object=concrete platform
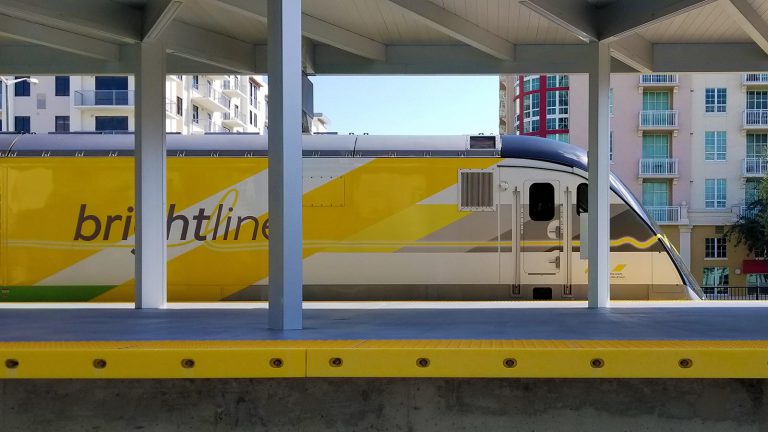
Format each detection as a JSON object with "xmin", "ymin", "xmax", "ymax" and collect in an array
[{"xmin": 1, "ymin": 302, "xmax": 767, "ymax": 379}]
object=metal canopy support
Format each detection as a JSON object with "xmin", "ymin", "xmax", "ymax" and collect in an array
[
  {"xmin": 267, "ymin": 0, "xmax": 303, "ymax": 330},
  {"xmin": 134, "ymin": 41, "xmax": 167, "ymax": 309},
  {"xmin": 587, "ymin": 41, "xmax": 611, "ymax": 309}
]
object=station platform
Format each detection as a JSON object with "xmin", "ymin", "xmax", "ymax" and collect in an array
[{"xmin": 1, "ymin": 301, "xmax": 767, "ymax": 379}]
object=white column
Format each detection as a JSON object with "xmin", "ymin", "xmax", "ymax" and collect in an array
[
  {"xmin": 267, "ymin": 0, "xmax": 303, "ymax": 330},
  {"xmin": 587, "ymin": 41, "xmax": 611, "ymax": 308},
  {"xmin": 134, "ymin": 41, "xmax": 167, "ymax": 308},
  {"xmin": 679, "ymin": 226, "xmax": 692, "ymax": 270}
]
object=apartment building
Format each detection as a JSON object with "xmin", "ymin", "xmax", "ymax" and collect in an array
[
  {"xmin": 0, "ymin": 75, "xmax": 268, "ymax": 135},
  {"xmin": 500, "ymin": 73, "xmax": 768, "ymax": 289}
]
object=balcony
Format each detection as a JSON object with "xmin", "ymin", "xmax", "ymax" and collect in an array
[
  {"xmin": 222, "ymin": 77, "xmax": 247, "ymax": 97},
  {"xmin": 222, "ymin": 110, "xmax": 247, "ymax": 128},
  {"xmin": 191, "ymin": 119, "xmax": 227, "ymax": 134},
  {"xmin": 165, "ymin": 99, "xmax": 179, "ymax": 119},
  {"xmin": 743, "ymin": 158, "xmax": 768, "ymax": 177},
  {"xmin": 639, "ymin": 110, "xmax": 678, "ymax": 131},
  {"xmin": 73, "ymin": 90, "xmax": 134, "ymax": 108},
  {"xmin": 191, "ymin": 82, "xmax": 230, "ymax": 112},
  {"xmin": 645, "ymin": 206, "xmax": 682, "ymax": 224},
  {"xmin": 638, "ymin": 158, "xmax": 679, "ymax": 178},
  {"xmin": 740, "ymin": 205, "xmax": 760, "ymax": 219},
  {"xmin": 743, "ymin": 73, "xmax": 768, "ymax": 86},
  {"xmin": 639, "ymin": 74, "xmax": 679, "ymax": 86},
  {"xmin": 743, "ymin": 110, "xmax": 768, "ymax": 129}
]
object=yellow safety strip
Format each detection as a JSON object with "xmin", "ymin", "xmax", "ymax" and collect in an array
[{"xmin": 2, "ymin": 340, "xmax": 768, "ymax": 379}]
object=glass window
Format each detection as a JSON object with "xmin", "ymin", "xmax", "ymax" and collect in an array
[
  {"xmin": 747, "ymin": 91, "xmax": 768, "ymax": 110},
  {"xmin": 705, "ymin": 237, "xmax": 727, "ymax": 258},
  {"xmin": 642, "ymin": 133, "xmax": 670, "ymax": 159},
  {"xmin": 704, "ymin": 131, "xmax": 726, "ymax": 161},
  {"xmin": 704, "ymin": 178, "xmax": 727, "ymax": 209},
  {"xmin": 192, "ymin": 105, "xmax": 199, "ymax": 123},
  {"xmin": 642, "ymin": 91, "xmax": 670, "ymax": 111},
  {"xmin": 14, "ymin": 116, "xmax": 30, "ymax": 133},
  {"xmin": 55, "ymin": 76, "xmax": 70, "ymax": 96},
  {"xmin": 747, "ymin": 134, "xmax": 768, "ymax": 158},
  {"xmin": 176, "ymin": 96, "xmax": 183, "ymax": 116},
  {"xmin": 610, "ymin": 131, "xmax": 614, "ymax": 162},
  {"xmin": 576, "ymin": 183, "xmax": 588, "ymax": 215},
  {"xmin": 55, "ymin": 116, "xmax": 70, "ymax": 132},
  {"xmin": 747, "ymin": 274, "xmax": 768, "ymax": 287},
  {"xmin": 642, "ymin": 181, "xmax": 669, "ymax": 207},
  {"xmin": 529, "ymin": 183, "xmax": 555, "ymax": 221},
  {"xmin": 746, "ymin": 179, "xmax": 761, "ymax": 205},
  {"xmin": 95, "ymin": 116, "xmax": 128, "ymax": 131},
  {"xmin": 14, "ymin": 76, "xmax": 30, "ymax": 97},
  {"xmin": 703, "ymin": 267, "xmax": 729, "ymax": 286},
  {"xmin": 705, "ymin": 88, "xmax": 727, "ymax": 113},
  {"xmin": 192, "ymin": 75, "xmax": 199, "ymax": 90}
]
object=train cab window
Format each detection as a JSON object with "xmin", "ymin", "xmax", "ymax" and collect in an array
[
  {"xmin": 529, "ymin": 183, "xmax": 555, "ymax": 221},
  {"xmin": 577, "ymin": 183, "xmax": 588, "ymax": 215}
]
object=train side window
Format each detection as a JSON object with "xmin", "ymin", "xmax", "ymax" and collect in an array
[
  {"xmin": 577, "ymin": 183, "xmax": 588, "ymax": 215},
  {"xmin": 529, "ymin": 183, "xmax": 555, "ymax": 221}
]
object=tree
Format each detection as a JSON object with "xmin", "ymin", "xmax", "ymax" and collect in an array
[{"xmin": 726, "ymin": 176, "xmax": 768, "ymax": 256}]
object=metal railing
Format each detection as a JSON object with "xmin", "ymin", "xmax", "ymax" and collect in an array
[
  {"xmin": 645, "ymin": 206, "xmax": 681, "ymax": 223},
  {"xmin": 74, "ymin": 90, "xmax": 135, "ymax": 106},
  {"xmin": 740, "ymin": 205, "xmax": 760, "ymax": 219},
  {"xmin": 222, "ymin": 77, "xmax": 244, "ymax": 94},
  {"xmin": 743, "ymin": 157, "xmax": 768, "ymax": 176},
  {"xmin": 192, "ymin": 82, "xmax": 230, "ymax": 108},
  {"xmin": 639, "ymin": 110, "xmax": 678, "ymax": 128},
  {"xmin": 193, "ymin": 119, "xmax": 226, "ymax": 133},
  {"xmin": 743, "ymin": 109, "xmax": 768, "ymax": 128},
  {"xmin": 639, "ymin": 74, "xmax": 679, "ymax": 85},
  {"xmin": 639, "ymin": 158, "xmax": 678, "ymax": 176},
  {"xmin": 223, "ymin": 111, "xmax": 247, "ymax": 124},
  {"xmin": 702, "ymin": 286, "xmax": 768, "ymax": 300},
  {"xmin": 743, "ymin": 73, "xmax": 768, "ymax": 85}
]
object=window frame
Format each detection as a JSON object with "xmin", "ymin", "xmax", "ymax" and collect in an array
[{"xmin": 705, "ymin": 87, "xmax": 727, "ymax": 113}]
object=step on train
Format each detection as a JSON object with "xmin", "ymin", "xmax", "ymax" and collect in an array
[{"xmin": 0, "ymin": 133, "xmax": 703, "ymax": 302}]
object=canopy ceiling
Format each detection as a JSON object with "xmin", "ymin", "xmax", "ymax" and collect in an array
[{"xmin": 0, "ymin": 0, "xmax": 767, "ymax": 74}]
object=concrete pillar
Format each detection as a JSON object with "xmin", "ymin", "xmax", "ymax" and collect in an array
[
  {"xmin": 267, "ymin": 0, "xmax": 303, "ymax": 330},
  {"xmin": 679, "ymin": 226, "xmax": 692, "ymax": 270},
  {"xmin": 134, "ymin": 41, "xmax": 167, "ymax": 308},
  {"xmin": 587, "ymin": 41, "xmax": 611, "ymax": 308}
]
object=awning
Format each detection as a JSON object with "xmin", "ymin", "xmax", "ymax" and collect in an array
[{"xmin": 742, "ymin": 260, "xmax": 768, "ymax": 274}]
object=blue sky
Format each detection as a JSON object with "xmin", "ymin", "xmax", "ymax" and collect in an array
[{"xmin": 310, "ymin": 76, "xmax": 499, "ymax": 135}]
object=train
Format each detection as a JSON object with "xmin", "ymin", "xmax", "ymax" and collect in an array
[{"xmin": 0, "ymin": 133, "xmax": 703, "ymax": 302}]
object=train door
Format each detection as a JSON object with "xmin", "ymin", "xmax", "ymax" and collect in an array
[{"xmin": 499, "ymin": 168, "xmax": 565, "ymax": 299}]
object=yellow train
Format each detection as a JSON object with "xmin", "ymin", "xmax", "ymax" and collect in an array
[{"xmin": 0, "ymin": 133, "xmax": 702, "ymax": 302}]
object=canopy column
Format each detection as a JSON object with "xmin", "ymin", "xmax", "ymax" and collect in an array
[
  {"xmin": 134, "ymin": 41, "xmax": 167, "ymax": 308},
  {"xmin": 267, "ymin": 0, "xmax": 303, "ymax": 329},
  {"xmin": 587, "ymin": 41, "xmax": 611, "ymax": 308}
]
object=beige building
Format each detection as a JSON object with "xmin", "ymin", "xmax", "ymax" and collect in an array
[
  {"xmin": 1, "ymin": 75, "xmax": 268, "ymax": 135},
  {"xmin": 501, "ymin": 73, "xmax": 768, "ymax": 290}
]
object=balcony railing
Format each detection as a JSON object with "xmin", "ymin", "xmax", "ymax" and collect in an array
[
  {"xmin": 639, "ymin": 74, "xmax": 679, "ymax": 85},
  {"xmin": 223, "ymin": 111, "xmax": 247, "ymax": 125},
  {"xmin": 740, "ymin": 205, "xmax": 761, "ymax": 219},
  {"xmin": 743, "ymin": 109, "xmax": 768, "ymax": 128},
  {"xmin": 74, "ymin": 90, "xmax": 135, "ymax": 107},
  {"xmin": 639, "ymin": 158, "xmax": 679, "ymax": 177},
  {"xmin": 639, "ymin": 110, "xmax": 678, "ymax": 129},
  {"xmin": 744, "ymin": 73, "xmax": 768, "ymax": 85},
  {"xmin": 645, "ymin": 206, "xmax": 681, "ymax": 224},
  {"xmin": 191, "ymin": 83, "xmax": 230, "ymax": 111},
  {"xmin": 222, "ymin": 77, "xmax": 246, "ymax": 95},
  {"xmin": 193, "ymin": 119, "xmax": 227, "ymax": 133},
  {"xmin": 743, "ymin": 158, "xmax": 768, "ymax": 176}
]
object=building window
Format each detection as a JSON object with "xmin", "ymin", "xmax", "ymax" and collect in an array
[
  {"xmin": 522, "ymin": 93, "xmax": 539, "ymax": 133},
  {"xmin": 249, "ymin": 81, "xmax": 258, "ymax": 107},
  {"xmin": 522, "ymin": 76, "xmax": 539, "ymax": 92},
  {"xmin": 705, "ymin": 87, "xmax": 726, "ymax": 113},
  {"xmin": 747, "ymin": 133, "xmax": 768, "ymax": 158},
  {"xmin": 546, "ymin": 75, "xmax": 568, "ymax": 88},
  {"xmin": 642, "ymin": 180, "xmax": 669, "ymax": 207},
  {"xmin": 747, "ymin": 91, "xmax": 768, "ymax": 110},
  {"xmin": 642, "ymin": 133, "xmax": 670, "ymax": 159},
  {"xmin": 95, "ymin": 116, "xmax": 128, "ymax": 132},
  {"xmin": 546, "ymin": 133, "xmax": 569, "ymax": 143},
  {"xmin": 704, "ymin": 178, "xmax": 727, "ymax": 209},
  {"xmin": 746, "ymin": 179, "xmax": 761, "ymax": 205},
  {"xmin": 55, "ymin": 116, "xmax": 70, "ymax": 132},
  {"xmin": 704, "ymin": 131, "xmax": 726, "ymax": 161},
  {"xmin": 192, "ymin": 105, "xmax": 199, "ymax": 124},
  {"xmin": 610, "ymin": 131, "xmax": 614, "ymax": 162},
  {"xmin": 703, "ymin": 267, "xmax": 729, "ymax": 286},
  {"xmin": 705, "ymin": 237, "xmax": 727, "ymax": 259},
  {"xmin": 747, "ymin": 274, "xmax": 768, "ymax": 287},
  {"xmin": 14, "ymin": 116, "xmax": 30, "ymax": 133},
  {"xmin": 192, "ymin": 75, "xmax": 199, "ymax": 90},
  {"xmin": 176, "ymin": 96, "xmax": 183, "ymax": 116},
  {"xmin": 14, "ymin": 76, "xmax": 30, "ymax": 97},
  {"xmin": 55, "ymin": 76, "xmax": 70, "ymax": 96},
  {"xmin": 642, "ymin": 91, "xmax": 670, "ymax": 111},
  {"xmin": 94, "ymin": 76, "xmax": 128, "ymax": 105}
]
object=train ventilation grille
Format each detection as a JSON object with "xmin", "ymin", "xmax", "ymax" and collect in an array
[{"xmin": 459, "ymin": 170, "xmax": 495, "ymax": 211}]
